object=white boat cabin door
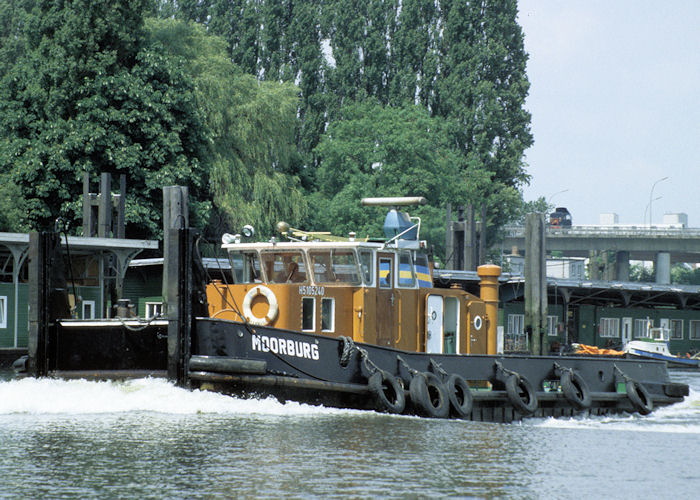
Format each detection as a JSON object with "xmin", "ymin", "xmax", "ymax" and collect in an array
[
  {"xmin": 426, "ymin": 294, "xmax": 444, "ymax": 353},
  {"xmin": 622, "ymin": 317, "xmax": 632, "ymax": 347}
]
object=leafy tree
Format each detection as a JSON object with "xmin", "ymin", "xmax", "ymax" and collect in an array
[
  {"xmin": 511, "ymin": 196, "xmax": 550, "ymax": 225},
  {"xmin": 671, "ymin": 264, "xmax": 700, "ymax": 285},
  {"xmin": 174, "ymin": 0, "xmax": 533, "ymax": 241},
  {"xmin": 146, "ymin": 18, "xmax": 307, "ymax": 238},
  {"xmin": 0, "ymin": 0, "xmax": 208, "ymax": 238},
  {"xmin": 0, "ymin": 0, "xmax": 30, "ymax": 79},
  {"xmin": 388, "ymin": 0, "xmax": 439, "ymax": 107},
  {"xmin": 630, "ymin": 262, "xmax": 700, "ymax": 285},
  {"xmin": 630, "ymin": 263, "xmax": 655, "ymax": 283},
  {"xmin": 311, "ymin": 99, "xmax": 469, "ymax": 258},
  {"xmin": 434, "ymin": 0, "xmax": 532, "ymax": 238}
]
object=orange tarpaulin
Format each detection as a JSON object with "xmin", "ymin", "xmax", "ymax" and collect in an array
[{"xmin": 572, "ymin": 343, "xmax": 624, "ymax": 356}]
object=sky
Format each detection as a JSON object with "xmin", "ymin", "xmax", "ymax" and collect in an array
[{"xmin": 516, "ymin": 1, "xmax": 700, "ymax": 226}]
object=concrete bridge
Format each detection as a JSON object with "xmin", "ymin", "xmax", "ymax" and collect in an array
[{"xmin": 502, "ymin": 225, "xmax": 700, "ymax": 284}]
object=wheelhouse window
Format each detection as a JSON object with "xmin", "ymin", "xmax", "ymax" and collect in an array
[
  {"xmin": 302, "ymin": 297, "xmax": 315, "ymax": 331},
  {"xmin": 230, "ymin": 251, "xmax": 263, "ymax": 284},
  {"xmin": 309, "ymin": 250, "xmax": 361, "ymax": 284},
  {"xmin": 260, "ymin": 251, "xmax": 307, "ymax": 283},
  {"xmin": 398, "ymin": 251, "xmax": 416, "ymax": 288},
  {"xmin": 378, "ymin": 257, "xmax": 393, "ymax": 288},
  {"xmin": 547, "ymin": 315, "xmax": 559, "ymax": 336},
  {"xmin": 359, "ymin": 249, "xmax": 374, "ymax": 285},
  {"xmin": 414, "ymin": 252, "xmax": 432, "ymax": 287},
  {"xmin": 321, "ymin": 297, "xmax": 335, "ymax": 332}
]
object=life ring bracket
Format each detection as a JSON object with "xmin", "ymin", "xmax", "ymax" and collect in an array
[{"xmin": 242, "ymin": 285, "xmax": 279, "ymax": 326}]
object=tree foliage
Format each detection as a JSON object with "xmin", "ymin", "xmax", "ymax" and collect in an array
[
  {"xmin": 0, "ymin": 0, "xmax": 208, "ymax": 237},
  {"xmin": 0, "ymin": 0, "xmax": 534, "ymax": 245},
  {"xmin": 312, "ymin": 100, "xmax": 470, "ymax": 256},
  {"xmin": 146, "ymin": 18, "xmax": 307, "ymax": 238},
  {"xmin": 671, "ymin": 264, "xmax": 700, "ymax": 285},
  {"xmin": 0, "ymin": 2, "xmax": 307, "ymax": 239},
  {"xmin": 169, "ymin": 0, "xmax": 533, "ymax": 237}
]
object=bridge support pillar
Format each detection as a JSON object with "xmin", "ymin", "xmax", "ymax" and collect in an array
[
  {"xmin": 655, "ymin": 252, "xmax": 671, "ymax": 284},
  {"xmin": 615, "ymin": 251, "xmax": 630, "ymax": 281}
]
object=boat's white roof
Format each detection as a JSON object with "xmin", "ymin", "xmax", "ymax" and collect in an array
[{"xmin": 222, "ymin": 240, "xmax": 387, "ymax": 252}]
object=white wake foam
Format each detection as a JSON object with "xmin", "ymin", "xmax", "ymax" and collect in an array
[
  {"xmin": 530, "ymin": 387, "xmax": 700, "ymax": 433},
  {"xmin": 0, "ymin": 377, "xmax": 350, "ymax": 416}
]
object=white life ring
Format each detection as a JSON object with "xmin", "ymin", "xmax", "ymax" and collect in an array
[{"xmin": 242, "ymin": 285, "xmax": 279, "ymax": 326}]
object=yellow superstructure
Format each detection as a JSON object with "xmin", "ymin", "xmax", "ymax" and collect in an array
[{"xmin": 206, "ymin": 239, "xmax": 499, "ymax": 355}]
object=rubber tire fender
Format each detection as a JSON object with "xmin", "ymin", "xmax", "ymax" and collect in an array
[
  {"xmin": 505, "ymin": 374, "xmax": 538, "ymax": 416},
  {"xmin": 446, "ymin": 373, "xmax": 473, "ymax": 418},
  {"xmin": 368, "ymin": 370, "xmax": 405, "ymax": 414},
  {"xmin": 560, "ymin": 370, "xmax": 592, "ymax": 410},
  {"xmin": 409, "ymin": 372, "xmax": 450, "ymax": 418},
  {"xmin": 626, "ymin": 379, "xmax": 654, "ymax": 415}
]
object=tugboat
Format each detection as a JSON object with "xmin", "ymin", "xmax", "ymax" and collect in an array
[
  {"xmin": 189, "ymin": 197, "xmax": 688, "ymax": 420},
  {"xmin": 19, "ymin": 195, "xmax": 689, "ymax": 422}
]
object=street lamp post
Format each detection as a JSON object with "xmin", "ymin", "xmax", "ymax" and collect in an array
[
  {"xmin": 648, "ymin": 176, "xmax": 668, "ymax": 226},
  {"xmin": 644, "ymin": 196, "xmax": 662, "ymax": 227},
  {"xmin": 548, "ymin": 189, "xmax": 569, "ymax": 207}
]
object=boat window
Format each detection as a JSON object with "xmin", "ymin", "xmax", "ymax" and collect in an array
[
  {"xmin": 321, "ymin": 297, "xmax": 335, "ymax": 332},
  {"xmin": 379, "ymin": 257, "xmax": 393, "ymax": 288},
  {"xmin": 302, "ymin": 297, "xmax": 315, "ymax": 331},
  {"xmin": 359, "ymin": 249, "xmax": 373, "ymax": 285},
  {"xmin": 444, "ymin": 296, "xmax": 459, "ymax": 353},
  {"xmin": 414, "ymin": 252, "xmax": 432, "ymax": 287},
  {"xmin": 309, "ymin": 250, "xmax": 361, "ymax": 284},
  {"xmin": 229, "ymin": 251, "xmax": 263, "ymax": 284},
  {"xmin": 260, "ymin": 251, "xmax": 308, "ymax": 283},
  {"xmin": 309, "ymin": 251, "xmax": 334, "ymax": 283},
  {"xmin": 398, "ymin": 251, "xmax": 416, "ymax": 288}
]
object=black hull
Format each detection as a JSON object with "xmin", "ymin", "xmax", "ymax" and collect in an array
[{"xmin": 190, "ymin": 318, "xmax": 688, "ymax": 422}]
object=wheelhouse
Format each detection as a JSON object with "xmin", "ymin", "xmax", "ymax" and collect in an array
[
  {"xmin": 224, "ymin": 241, "xmax": 427, "ymax": 290},
  {"xmin": 205, "ymin": 197, "xmax": 493, "ymax": 355}
]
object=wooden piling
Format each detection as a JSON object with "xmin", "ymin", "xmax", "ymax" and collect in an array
[
  {"xmin": 524, "ymin": 213, "xmax": 548, "ymax": 354},
  {"xmin": 166, "ymin": 227, "xmax": 194, "ymax": 385}
]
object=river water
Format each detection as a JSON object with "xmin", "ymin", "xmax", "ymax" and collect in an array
[{"xmin": 1, "ymin": 370, "xmax": 698, "ymax": 499}]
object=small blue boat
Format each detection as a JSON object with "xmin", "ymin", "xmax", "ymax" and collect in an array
[{"xmin": 624, "ymin": 328, "xmax": 700, "ymax": 369}]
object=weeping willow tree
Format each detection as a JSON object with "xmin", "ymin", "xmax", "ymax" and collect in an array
[{"xmin": 147, "ymin": 18, "xmax": 307, "ymax": 237}]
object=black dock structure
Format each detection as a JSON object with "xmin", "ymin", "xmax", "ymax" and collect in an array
[{"xmin": 25, "ymin": 231, "xmax": 168, "ymax": 379}]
